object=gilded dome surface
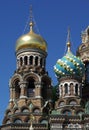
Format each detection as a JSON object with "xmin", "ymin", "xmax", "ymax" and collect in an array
[
  {"xmin": 16, "ymin": 22, "xmax": 47, "ymax": 52},
  {"xmin": 54, "ymin": 42, "xmax": 85, "ymax": 78}
]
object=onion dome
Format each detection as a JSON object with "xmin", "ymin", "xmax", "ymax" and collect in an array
[
  {"xmin": 54, "ymin": 37, "xmax": 85, "ymax": 78},
  {"xmin": 16, "ymin": 12, "xmax": 47, "ymax": 52}
]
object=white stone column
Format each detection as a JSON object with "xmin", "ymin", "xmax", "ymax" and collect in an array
[
  {"xmin": 78, "ymin": 85, "xmax": 80, "ymax": 96},
  {"xmin": 19, "ymin": 81, "xmax": 28, "ymax": 99},
  {"xmin": 63, "ymin": 86, "xmax": 64, "ymax": 96},
  {"xmin": 35, "ymin": 81, "xmax": 42, "ymax": 98},
  {"xmin": 17, "ymin": 59, "xmax": 19, "ymax": 69},
  {"xmin": 33, "ymin": 56, "xmax": 35, "ymax": 65},
  {"xmin": 22, "ymin": 56, "xmax": 25, "ymax": 66},
  {"xmin": 74, "ymin": 86, "xmax": 75, "ymax": 95},
  {"xmin": 68, "ymin": 84, "xmax": 70, "ymax": 95},
  {"xmin": 38, "ymin": 57, "xmax": 40, "ymax": 66}
]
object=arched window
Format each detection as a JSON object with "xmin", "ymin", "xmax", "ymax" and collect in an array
[
  {"xmin": 14, "ymin": 119, "xmax": 22, "ymax": 123},
  {"xmin": 30, "ymin": 56, "xmax": 33, "ymax": 65},
  {"xmin": 24, "ymin": 56, "xmax": 28, "ymax": 65},
  {"xmin": 20, "ymin": 57, "xmax": 23, "ymax": 66},
  {"xmin": 14, "ymin": 80, "xmax": 20, "ymax": 99},
  {"xmin": 14, "ymin": 109, "xmax": 19, "ymax": 114},
  {"xmin": 64, "ymin": 84, "xmax": 68, "ymax": 94},
  {"xmin": 22, "ymin": 108, "xmax": 29, "ymax": 113},
  {"xmin": 59, "ymin": 101, "xmax": 65, "ymax": 107},
  {"xmin": 6, "ymin": 111, "xmax": 11, "ymax": 116},
  {"xmin": 69, "ymin": 100, "xmax": 77, "ymax": 105},
  {"xmin": 68, "ymin": 124, "xmax": 73, "ymax": 128},
  {"xmin": 81, "ymin": 45, "xmax": 86, "ymax": 49},
  {"xmin": 6, "ymin": 119, "xmax": 11, "ymax": 124},
  {"xmin": 75, "ymin": 84, "xmax": 78, "ymax": 95},
  {"xmin": 33, "ymin": 108, "xmax": 40, "ymax": 113},
  {"xmin": 35, "ymin": 56, "xmax": 38, "ymax": 66},
  {"xmin": 40, "ymin": 120, "xmax": 48, "ymax": 124},
  {"xmin": 27, "ymin": 78, "xmax": 35, "ymax": 97}
]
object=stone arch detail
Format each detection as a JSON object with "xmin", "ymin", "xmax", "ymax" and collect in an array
[
  {"xmin": 13, "ymin": 107, "xmax": 20, "ymax": 114},
  {"xmin": 9, "ymin": 74, "xmax": 23, "ymax": 88},
  {"xmin": 23, "ymin": 72, "xmax": 40, "ymax": 82},
  {"xmin": 67, "ymin": 98, "xmax": 78, "ymax": 105},
  {"xmin": 20, "ymin": 106, "xmax": 29, "ymax": 113},
  {"xmin": 38, "ymin": 117, "xmax": 48, "ymax": 124},
  {"xmin": 58, "ymin": 99, "xmax": 66, "ymax": 107},
  {"xmin": 32, "ymin": 107, "xmax": 41, "ymax": 114}
]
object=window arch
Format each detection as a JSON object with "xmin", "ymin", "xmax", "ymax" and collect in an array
[
  {"xmin": 64, "ymin": 83, "xmax": 68, "ymax": 94},
  {"xmin": 6, "ymin": 119, "xmax": 11, "ymax": 124},
  {"xmin": 33, "ymin": 108, "xmax": 40, "ymax": 113},
  {"xmin": 6, "ymin": 111, "xmax": 11, "ymax": 116},
  {"xmin": 20, "ymin": 57, "xmax": 23, "ymax": 66},
  {"xmin": 81, "ymin": 45, "xmax": 86, "ymax": 49},
  {"xmin": 30, "ymin": 56, "xmax": 33, "ymax": 65},
  {"xmin": 68, "ymin": 124, "xmax": 73, "ymax": 128},
  {"xmin": 69, "ymin": 100, "xmax": 77, "ymax": 105},
  {"xmin": 59, "ymin": 101, "xmax": 65, "ymax": 107},
  {"xmin": 40, "ymin": 119, "xmax": 48, "ymax": 124},
  {"xmin": 27, "ymin": 77, "xmax": 35, "ymax": 97},
  {"xmin": 14, "ymin": 119, "xmax": 22, "ymax": 123},
  {"xmin": 22, "ymin": 108, "xmax": 29, "ymax": 113},
  {"xmin": 14, "ymin": 80, "xmax": 20, "ymax": 99},
  {"xmin": 14, "ymin": 109, "xmax": 19, "ymax": 114},
  {"xmin": 24, "ymin": 56, "xmax": 28, "ymax": 65},
  {"xmin": 75, "ymin": 84, "xmax": 78, "ymax": 95},
  {"xmin": 35, "ymin": 56, "xmax": 38, "ymax": 66}
]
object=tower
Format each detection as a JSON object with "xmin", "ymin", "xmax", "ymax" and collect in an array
[
  {"xmin": 2, "ymin": 8, "xmax": 52, "ymax": 130},
  {"xmin": 50, "ymin": 31, "xmax": 85, "ymax": 129},
  {"xmin": 77, "ymin": 26, "xmax": 89, "ymax": 100}
]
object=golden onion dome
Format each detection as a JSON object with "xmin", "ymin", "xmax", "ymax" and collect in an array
[{"xmin": 16, "ymin": 21, "xmax": 47, "ymax": 52}]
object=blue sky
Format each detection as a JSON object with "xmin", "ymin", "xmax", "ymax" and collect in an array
[{"xmin": 0, "ymin": 0, "xmax": 89, "ymax": 124}]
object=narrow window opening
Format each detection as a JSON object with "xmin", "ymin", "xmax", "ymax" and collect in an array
[
  {"xmin": 24, "ymin": 56, "xmax": 28, "ymax": 65},
  {"xmin": 27, "ymin": 78, "xmax": 35, "ymax": 97},
  {"xmin": 30, "ymin": 56, "xmax": 33, "ymax": 65},
  {"xmin": 35, "ymin": 56, "xmax": 38, "ymax": 66}
]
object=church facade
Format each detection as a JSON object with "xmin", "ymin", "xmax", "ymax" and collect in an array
[{"xmin": 0, "ymin": 9, "xmax": 89, "ymax": 130}]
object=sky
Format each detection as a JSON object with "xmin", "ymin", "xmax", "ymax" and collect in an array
[{"xmin": 0, "ymin": 0, "xmax": 89, "ymax": 125}]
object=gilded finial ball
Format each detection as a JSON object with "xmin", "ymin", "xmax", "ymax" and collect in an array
[{"xmin": 67, "ymin": 41, "xmax": 71, "ymax": 47}]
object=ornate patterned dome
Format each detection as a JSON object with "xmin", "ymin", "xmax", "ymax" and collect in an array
[
  {"xmin": 54, "ymin": 41, "xmax": 85, "ymax": 78},
  {"xmin": 16, "ymin": 21, "xmax": 47, "ymax": 52}
]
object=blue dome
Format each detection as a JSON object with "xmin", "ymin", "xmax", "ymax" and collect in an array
[{"xmin": 54, "ymin": 42, "xmax": 85, "ymax": 78}]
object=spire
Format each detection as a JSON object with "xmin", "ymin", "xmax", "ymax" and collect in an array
[
  {"xmin": 29, "ymin": 5, "xmax": 34, "ymax": 32},
  {"xmin": 66, "ymin": 27, "xmax": 71, "ymax": 52}
]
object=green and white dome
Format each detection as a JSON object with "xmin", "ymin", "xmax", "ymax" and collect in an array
[{"xmin": 54, "ymin": 41, "xmax": 85, "ymax": 78}]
